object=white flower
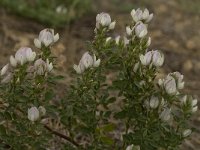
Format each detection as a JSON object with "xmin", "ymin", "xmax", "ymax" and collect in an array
[
  {"xmin": 35, "ymin": 28, "xmax": 59, "ymax": 47},
  {"xmin": 131, "ymin": 8, "xmax": 143, "ymax": 22},
  {"xmin": 152, "ymin": 50, "xmax": 164, "ymax": 67},
  {"xmin": 163, "ymin": 75, "xmax": 177, "ymax": 95},
  {"xmin": 74, "ymin": 52, "xmax": 101, "ymax": 74},
  {"xmin": 38, "ymin": 106, "xmax": 46, "ymax": 116},
  {"xmin": 123, "ymin": 37, "xmax": 130, "ymax": 45},
  {"xmin": 140, "ymin": 51, "xmax": 152, "ymax": 66},
  {"xmin": 56, "ymin": 5, "xmax": 67, "ymax": 14},
  {"xmin": 34, "ymin": 39, "xmax": 42, "ymax": 49},
  {"xmin": 26, "ymin": 48, "xmax": 36, "ymax": 62},
  {"xmin": 146, "ymin": 37, "xmax": 151, "ymax": 46},
  {"xmin": 80, "ymin": 52, "xmax": 94, "ymax": 69},
  {"xmin": 93, "ymin": 55, "xmax": 101, "ymax": 67},
  {"xmin": 109, "ymin": 21, "xmax": 116, "ymax": 30},
  {"xmin": 73, "ymin": 64, "xmax": 85, "ymax": 74},
  {"xmin": 135, "ymin": 22, "xmax": 148, "ymax": 38},
  {"xmin": 131, "ymin": 8, "xmax": 153, "ymax": 23},
  {"xmin": 1, "ymin": 64, "xmax": 9, "ymax": 76},
  {"xmin": 96, "ymin": 12, "xmax": 112, "ymax": 28},
  {"xmin": 160, "ymin": 108, "xmax": 171, "ymax": 122},
  {"xmin": 180, "ymin": 95, "xmax": 187, "ymax": 105},
  {"xmin": 140, "ymin": 50, "xmax": 163, "ymax": 67},
  {"xmin": 126, "ymin": 144, "xmax": 140, "ymax": 150},
  {"xmin": 115, "ymin": 36, "xmax": 121, "ymax": 45},
  {"xmin": 150, "ymin": 96, "xmax": 159, "ymax": 109},
  {"xmin": 15, "ymin": 47, "xmax": 36, "ymax": 65},
  {"xmin": 126, "ymin": 26, "xmax": 133, "ymax": 36},
  {"xmin": 126, "ymin": 144, "xmax": 134, "ymax": 150},
  {"xmin": 142, "ymin": 8, "xmax": 153, "ymax": 22},
  {"xmin": 46, "ymin": 59, "xmax": 53, "ymax": 72},
  {"xmin": 170, "ymin": 72, "xmax": 184, "ymax": 90},
  {"xmin": 192, "ymin": 99, "xmax": 198, "ymax": 107},
  {"xmin": 10, "ymin": 56, "xmax": 17, "ymax": 67},
  {"xmin": 34, "ymin": 59, "xmax": 46, "ymax": 75},
  {"xmin": 182, "ymin": 129, "xmax": 192, "ymax": 137},
  {"xmin": 15, "ymin": 48, "xmax": 28, "ymax": 65},
  {"xmin": 106, "ymin": 37, "xmax": 112, "ymax": 43},
  {"xmin": 192, "ymin": 106, "xmax": 198, "ymax": 113},
  {"xmin": 28, "ymin": 106, "xmax": 40, "ymax": 122}
]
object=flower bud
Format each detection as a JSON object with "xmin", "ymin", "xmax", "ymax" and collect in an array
[
  {"xmin": 93, "ymin": 55, "xmax": 101, "ymax": 67},
  {"xmin": 182, "ymin": 129, "xmax": 192, "ymax": 137},
  {"xmin": 192, "ymin": 99, "xmax": 198, "ymax": 107},
  {"xmin": 160, "ymin": 108, "xmax": 171, "ymax": 122},
  {"xmin": 142, "ymin": 8, "xmax": 153, "ymax": 23},
  {"xmin": 26, "ymin": 48, "xmax": 36, "ymax": 62},
  {"xmin": 126, "ymin": 26, "xmax": 133, "ymax": 36},
  {"xmin": 106, "ymin": 37, "xmax": 112, "ymax": 43},
  {"xmin": 146, "ymin": 37, "xmax": 151, "ymax": 46},
  {"xmin": 123, "ymin": 37, "xmax": 130, "ymax": 46},
  {"xmin": 140, "ymin": 51, "xmax": 152, "ymax": 66},
  {"xmin": 10, "ymin": 56, "xmax": 17, "ymax": 67},
  {"xmin": 109, "ymin": 21, "xmax": 116, "ymax": 30},
  {"xmin": 180, "ymin": 95, "xmax": 187, "ymax": 105},
  {"xmin": 150, "ymin": 96, "xmax": 159, "ymax": 109},
  {"xmin": 170, "ymin": 72, "xmax": 184, "ymax": 90},
  {"xmin": 135, "ymin": 22, "xmax": 148, "ymax": 38},
  {"xmin": 28, "ymin": 106, "xmax": 40, "ymax": 122},
  {"xmin": 73, "ymin": 64, "xmax": 85, "ymax": 74},
  {"xmin": 38, "ymin": 106, "xmax": 46, "ymax": 116},
  {"xmin": 192, "ymin": 106, "xmax": 198, "ymax": 113},
  {"xmin": 163, "ymin": 76, "xmax": 177, "ymax": 95},
  {"xmin": 34, "ymin": 59, "xmax": 46, "ymax": 75},
  {"xmin": 1, "ymin": 64, "xmax": 9, "ymax": 76},
  {"xmin": 152, "ymin": 50, "xmax": 164, "ymax": 67},
  {"xmin": 46, "ymin": 59, "xmax": 53, "ymax": 72},
  {"xmin": 34, "ymin": 39, "xmax": 42, "ymax": 49},
  {"xmin": 115, "ymin": 36, "xmax": 121, "ymax": 45},
  {"xmin": 126, "ymin": 144, "xmax": 134, "ymax": 150}
]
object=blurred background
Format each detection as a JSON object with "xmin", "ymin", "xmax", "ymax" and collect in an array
[{"xmin": 0, "ymin": 0, "xmax": 199, "ymax": 149}]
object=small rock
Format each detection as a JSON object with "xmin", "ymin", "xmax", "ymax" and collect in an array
[
  {"xmin": 169, "ymin": 40, "xmax": 179, "ymax": 49},
  {"xmin": 183, "ymin": 60, "xmax": 193, "ymax": 72},
  {"xmin": 186, "ymin": 40, "xmax": 196, "ymax": 50}
]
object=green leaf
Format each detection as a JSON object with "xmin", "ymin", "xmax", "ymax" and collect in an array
[
  {"xmin": 100, "ymin": 136, "xmax": 114, "ymax": 145},
  {"xmin": 102, "ymin": 123, "xmax": 115, "ymax": 132}
]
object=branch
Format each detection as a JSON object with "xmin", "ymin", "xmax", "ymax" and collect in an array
[{"xmin": 44, "ymin": 125, "xmax": 80, "ymax": 147}]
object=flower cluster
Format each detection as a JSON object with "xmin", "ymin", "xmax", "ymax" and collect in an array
[
  {"xmin": 158, "ymin": 72, "xmax": 185, "ymax": 95},
  {"xmin": 140, "ymin": 50, "xmax": 164, "ymax": 67},
  {"xmin": 34, "ymin": 28, "xmax": 59, "ymax": 48}
]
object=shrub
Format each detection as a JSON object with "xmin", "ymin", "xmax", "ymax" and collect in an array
[{"xmin": 0, "ymin": 8, "xmax": 197, "ymax": 150}]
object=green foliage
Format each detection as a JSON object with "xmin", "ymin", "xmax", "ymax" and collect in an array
[{"xmin": 0, "ymin": 0, "xmax": 91, "ymax": 27}]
